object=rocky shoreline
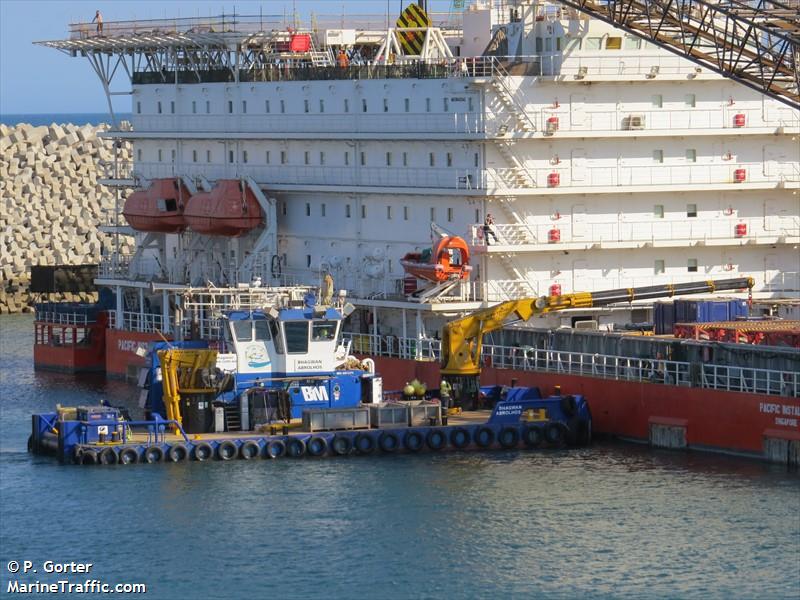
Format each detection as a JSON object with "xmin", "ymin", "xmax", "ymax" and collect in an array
[{"xmin": 0, "ymin": 123, "xmax": 134, "ymax": 314}]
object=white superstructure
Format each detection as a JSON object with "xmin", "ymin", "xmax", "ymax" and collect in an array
[{"xmin": 39, "ymin": 0, "xmax": 799, "ymax": 338}]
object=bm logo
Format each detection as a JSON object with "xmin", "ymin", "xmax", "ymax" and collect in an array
[{"xmin": 301, "ymin": 386, "xmax": 329, "ymax": 402}]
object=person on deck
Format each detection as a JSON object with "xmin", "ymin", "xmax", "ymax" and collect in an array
[
  {"xmin": 337, "ymin": 49, "xmax": 350, "ymax": 68},
  {"xmin": 92, "ymin": 10, "xmax": 103, "ymax": 35},
  {"xmin": 439, "ymin": 379, "xmax": 452, "ymax": 413},
  {"xmin": 483, "ymin": 213, "xmax": 498, "ymax": 245}
]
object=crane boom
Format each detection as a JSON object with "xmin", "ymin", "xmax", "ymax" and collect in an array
[{"xmin": 441, "ymin": 277, "xmax": 754, "ymax": 377}]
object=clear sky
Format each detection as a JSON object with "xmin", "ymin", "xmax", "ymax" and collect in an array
[{"xmin": 0, "ymin": 0, "xmax": 454, "ymax": 115}]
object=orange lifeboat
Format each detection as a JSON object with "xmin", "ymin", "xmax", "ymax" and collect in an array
[
  {"xmin": 400, "ymin": 236, "xmax": 472, "ymax": 283},
  {"xmin": 122, "ymin": 178, "xmax": 190, "ymax": 233},
  {"xmin": 184, "ymin": 180, "xmax": 263, "ymax": 236}
]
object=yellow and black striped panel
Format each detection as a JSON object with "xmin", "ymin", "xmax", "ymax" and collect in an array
[{"xmin": 396, "ymin": 3, "xmax": 431, "ymax": 56}]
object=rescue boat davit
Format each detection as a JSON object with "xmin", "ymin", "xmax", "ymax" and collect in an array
[
  {"xmin": 183, "ymin": 180, "xmax": 263, "ymax": 236},
  {"xmin": 400, "ymin": 236, "xmax": 472, "ymax": 283},
  {"xmin": 122, "ymin": 178, "xmax": 191, "ymax": 233}
]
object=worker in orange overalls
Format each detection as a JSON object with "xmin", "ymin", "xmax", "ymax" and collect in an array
[{"xmin": 337, "ymin": 49, "xmax": 350, "ymax": 68}]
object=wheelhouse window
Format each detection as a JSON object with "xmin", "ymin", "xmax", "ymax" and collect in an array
[
  {"xmin": 254, "ymin": 320, "xmax": 271, "ymax": 340},
  {"xmin": 270, "ymin": 320, "xmax": 284, "ymax": 354},
  {"xmin": 284, "ymin": 322, "xmax": 309, "ymax": 354},
  {"xmin": 312, "ymin": 321, "xmax": 337, "ymax": 342},
  {"xmin": 232, "ymin": 320, "xmax": 252, "ymax": 342}
]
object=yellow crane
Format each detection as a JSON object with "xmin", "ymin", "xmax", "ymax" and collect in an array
[
  {"xmin": 440, "ymin": 277, "xmax": 755, "ymax": 401},
  {"xmin": 158, "ymin": 348, "xmax": 219, "ymax": 427}
]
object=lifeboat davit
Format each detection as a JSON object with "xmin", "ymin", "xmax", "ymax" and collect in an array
[
  {"xmin": 122, "ymin": 178, "xmax": 191, "ymax": 233},
  {"xmin": 400, "ymin": 236, "xmax": 472, "ymax": 283},
  {"xmin": 184, "ymin": 180, "xmax": 263, "ymax": 236}
]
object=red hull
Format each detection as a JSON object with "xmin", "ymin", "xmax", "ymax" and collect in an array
[
  {"xmin": 367, "ymin": 356, "xmax": 800, "ymax": 457},
  {"xmin": 122, "ymin": 178, "xmax": 190, "ymax": 233},
  {"xmin": 105, "ymin": 329, "xmax": 171, "ymax": 379},
  {"xmin": 33, "ymin": 317, "xmax": 107, "ymax": 373},
  {"xmin": 184, "ymin": 180, "xmax": 262, "ymax": 236}
]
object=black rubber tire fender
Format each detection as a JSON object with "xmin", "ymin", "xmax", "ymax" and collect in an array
[
  {"xmin": 119, "ymin": 447, "xmax": 139, "ymax": 464},
  {"xmin": 81, "ymin": 449, "xmax": 98, "ymax": 465},
  {"xmin": 355, "ymin": 432, "xmax": 376, "ymax": 454},
  {"xmin": 239, "ymin": 440, "xmax": 260, "ymax": 460},
  {"xmin": 560, "ymin": 395, "xmax": 577, "ymax": 417},
  {"xmin": 286, "ymin": 437, "xmax": 307, "ymax": 458},
  {"xmin": 217, "ymin": 440, "xmax": 237, "ymax": 461},
  {"xmin": 378, "ymin": 431, "xmax": 400, "ymax": 453},
  {"xmin": 523, "ymin": 425, "xmax": 543, "ymax": 448},
  {"xmin": 143, "ymin": 445, "xmax": 164, "ymax": 463},
  {"xmin": 193, "ymin": 442, "xmax": 214, "ymax": 462},
  {"xmin": 474, "ymin": 426, "xmax": 495, "ymax": 448},
  {"xmin": 307, "ymin": 436, "xmax": 329, "ymax": 457},
  {"xmin": 426, "ymin": 429, "xmax": 447, "ymax": 451},
  {"xmin": 403, "ymin": 431, "xmax": 424, "ymax": 452},
  {"xmin": 449, "ymin": 428, "xmax": 471, "ymax": 449},
  {"xmin": 99, "ymin": 447, "xmax": 118, "ymax": 465},
  {"xmin": 498, "ymin": 427, "xmax": 520, "ymax": 449},
  {"xmin": 545, "ymin": 422, "xmax": 568, "ymax": 446},
  {"xmin": 265, "ymin": 439, "xmax": 286, "ymax": 459},
  {"xmin": 167, "ymin": 443, "xmax": 189, "ymax": 462},
  {"xmin": 331, "ymin": 435, "xmax": 352, "ymax": 456}
]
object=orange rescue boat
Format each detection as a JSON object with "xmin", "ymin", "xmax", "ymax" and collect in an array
[
  {"xmin": 122, "ymin": 178, "xmax": 191, "ymax": 233},
  {"xmin": 184, "ymin": 180, "xmax": 263, "ymax": 236},
  {"xmin": 400, "ymin": 236, "xmax": 472, "ymax": 283}
]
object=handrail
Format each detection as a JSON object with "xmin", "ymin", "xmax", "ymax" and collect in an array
[{"xmin": 77, "ymin": 416, "xmax": 190, "ymax": 444}]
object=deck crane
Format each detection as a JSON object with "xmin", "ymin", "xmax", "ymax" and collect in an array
[{"xmin": 440, "ymin": 277, "xmax": 755, "ymax": 404}]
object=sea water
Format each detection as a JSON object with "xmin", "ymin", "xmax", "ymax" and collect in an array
[{"xmin": 1, "ymin": 314, "xmax": 798, "ymax": 599}]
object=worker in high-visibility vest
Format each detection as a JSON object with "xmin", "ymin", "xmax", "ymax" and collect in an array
[{"xmin": 439, "ymin": 379, "xmax": 452, "ymax": 412}]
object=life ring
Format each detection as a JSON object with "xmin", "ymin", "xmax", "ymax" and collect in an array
[
  {"xmin": 217, "ymin": 440, "xmax": 237, "ymax": 461},
  {"xmin": 193, "ymin": 442, "xmax": 214, "ymax": 461},
  {"xmin": 474, "ymin": 426, "xmax": 495, "ymax": 448},
  {"xmin": 426, "ymin": 429, "xmax": 447, "ymax": 451},
  {"xmin": 81, "ymin": 449, "xmax": 98, "ymax": 465},
  {"xmin": 378, "ymin": 431, "xmax": 400, "ymax": 453},
  {"xmin": 143, "ymin": 445, "xmax": 164, "ymax": 463},
  {"xmin": 307, "ymin": 436, "xmax": 329, "ymax": 457},
  {"xmin": 239, "ymin": 440, "xmax": 260, "ymax": 460},
  {"xmin": 449, "ymin": 428, "xmax": 471, "ymax": 449},
  {"xmin": 286, "ymin": 437, "xmax": 307, "ymax": 458},
  {"xmin": 167, "ymin": 443, "xmax": 189, "ymax": 462},
  {"xmin": 545, "ymin": 422, "xmax": 567, "ymax": 446},
  {"xmin": 331, "ymin": 435, "xmax": 353, "ymax": 456},
  {"xmin": 265, "ymin": 439, "xmax": 286, "ymax": 459},
  {"xmin": 498, "ymin": 427, "xmax": 520, "ymax": 449},
  {"xmin": 403, "ymin": 431, "xmax": 424, "ymax": 452},
  {"xmin": 355, "ymin": 432, "xmax": 376, "ymax": 454},
  {"xmin": 99, "ymin": 447, "xmax": 118, "ymax": 465},
  {"xmin": 523, "ymin": 425, "xmax": 543, "ymax": 448},
  {"xmin": 119, "ymin": 447, "xmax": 139, "ymax": 464}
]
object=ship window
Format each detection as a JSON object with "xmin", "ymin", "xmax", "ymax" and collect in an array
[
  {"xmin": 654, "ymin": 204, "xmax": 664, "ymax": 218},
  {"xmin": 624, "ymin": 36, "xmax": 641, "ymax": 50},
  {"xmin": 383, "ymin": 98, "xmax": 389, "ymax": 112},
  {"xmin": 159, "ymin": 198, "xmax": 177, "ymax": 212},
  {"xmin": 266, "ymin": 150, "xmax": 270, "ymax": 164},
  {"xmin": 430, "ymin": 207, "xmax": 436, "ymax": 221},
  {"xmin": 228, "ymin": 100, "xmax": 233, "ymax": 114},
  {"xmin": 171, "ymin": 149, "xmax": 176, "ymax": 162},
  {"xmin": 362, "ymin": 99, "xmax": 368, "ymax": 113},
  {"xmin": 242, "ymin": 100, "xmax": 247, "ymax": 114},
  {"xmin": 444, "ymin": 98, "xmax": 449, "ymax": 112},
  {"xmin": 304, "ymin": 99, "xmax": 310, "ymax": 113},
  {"xmin": 606, "ymin": 37, "xmax": 622, "ymax": 50},
  {"xmin": 305, "ymin": 203, "xmax": 311, "ymax": 216},
  {"xmin": 344, "ymin": 98, "xmax": 349, "ymax": 113},
  {"xmin": 346, "ymin": 204, "xmax": 351, "ymax": 218},
  {"xmin": 270, "ymin": 320, "xmax": 284, "ymax": 354},
  {"xmin": 229, "ymin": 150, "xmax": 234, "ymax": 164},
  {"xmin": 447, "ymin": 207, "xmax": 453, "ymax": 222},
  {"xmin": 536, "ymin": 38, "xmax": 543, "ymax": 53},
  {"xmin": 206, "ymin": 150, "xmax": 211, "ymax": 163},
  {"xmin": 404, "ymin": 206, "xmax": 409, "ymax": 221},
  {"xmin": 136, "ymin": 101, "xmax": 141, "ymax": 114},
  {"xmin": 345, "ymin": 152, "xmax": 350, "ymax": 166},
  {"xmin": 284, "ymin": 322, "xmax": 310, "ymax": 354},
  {"xmin": 387, "ymin": 206, "xmax": 393, "ymax": 220},
  {"xmin": 254, "ymin": 320, "xmax": 271, "ymax": 341},
  {"xmin": 685, "ymin": 94, "xmax": 696, "ymax": 108},
  {"xmin": 429, "ymin": 153, "xmax": 435, "ymax": 167},
  {"xmin": 556, "ymin": 37, "xmax": 562, "ymax": 51},
  {"xmin": 386, "ymin": 152, "xmax": 392, "ymax": 166},
  {"xmin": 653, "ymin": 150, "xmax": 663, "ymax": 163},
  {"xmin": 426, "ymin": 98, "xmax": 431, "ymax": 113},
  {"xmin": 655, "ymin": 259, "xmax": 665, "ymax": 274},
  {"xmin": 687, "ymin": 204, "xmax": 697, "ymax": 218},
  {"xmin": 361, "ymin": 205, "xmax": 366, "ymax": 219},
  {"xmin": 312, "ymin": 321, "xmax": 337, "ymax": 342},
  {"xmin": 192, "ymin": 101, "xmax": 197, "ymax": 114},
  {"xmin": 475, "ymin": 208, "xmax": 480, "ymax": 222},
  {"xmin": 306, "ymin": 255, "xmax": 311, "ymax": 268},
  {"xmin": 281, "ymin": 151, "xmax": 287, "ymax": 165},
  {"xmin": 266, "ymin": 100, "xmax": 270, "ymax": 113},
  {"xmin": 158, "ymin": 149, "xmax": 163, "ymax": 162},
  {"xmin": 404, "ymin": 98, "xmax": 410, "ymax": 112},
  {"xmin": 474, "ymin": 152, "xmax": 479, "ymax": 167},
  {"xmin": 652, "ymin": 94, "xmax": 663, "ymax": 108},
  {"xmin": 320, "ymin": 99, "xmax": 325, "ymax": 113},
  {"xmin": 232, "ymin": 320, "xmax": 252, "ymax": 342},
  {"xmin": 192, "ymin": 150, "xmax": 197, "ymax": 163},
  {"xmin": 686, "ymin": 149, "xmax": 696, "ymax": 163},
  {"xmin": 468, "ymin": 97, "xmax": 474, "ymax": 111},
  {"xmin": 360, "ymin": 152, "xmax": 366, "ymax": 166},
  {"xmin": 280, "ymin": 100, "xmax": 285, "ymax": 113},
  {"xmin": 170, "ymin": 101, "xmax": 175, "ymax": 114},
  {"xmin": 320, "ymin": 151, "xmax": 325, "ymax": 165},
  {"xmin": 137, "ymin": 149, "xmax": 142, "ymax": 161},
  {"xmin": 282, "ymin": 201, "xmax": 287, "ymax": 216},
  {"xmin": 304, "ymin": 151, "xmax": 310, "ymax": 165},
  {"xmin": 206, "ymin": 100, "xmax": 210, "ymax": 114},
  {"xmin": 242, "ymin": 151, "xmax": 248, "ymax": 164},
  {"xmin": 687, "ymin": 258, "xmax": 698, "ymax": 272},
  {"xmin": 321, "ymin": 203, "xmax": 326, "ymax": 217},
  {"xmin": 402, "ymin": 152, "xmax": 407, "ymax": 166},
  {"xmin": 157, "ymin": 101, "xmax": 162, "ymax": 114},
  {"xmin": 586, "ymin": 37, "xmax": 602, "ymax": 50},
  {"xmin": 446, "ymin": 152, "xmax": 453, "ymax": 167}
]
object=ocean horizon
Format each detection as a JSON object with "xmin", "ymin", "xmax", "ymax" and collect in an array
[{"xmin": 0, "ymin": 112, "xmax": 132, "ymax": 127}]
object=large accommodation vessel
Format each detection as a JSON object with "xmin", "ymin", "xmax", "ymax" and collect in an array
[{"xmin": 34, "ymin": 1, "xmax": 800, "ymax": 462}]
